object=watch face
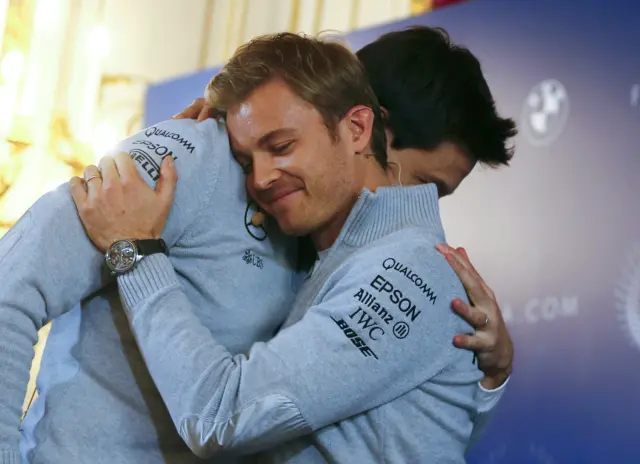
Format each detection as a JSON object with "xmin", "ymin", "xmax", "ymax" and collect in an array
[{"xmin": 105, "ymin": 240, "xmax": 137, "ymax": 274}]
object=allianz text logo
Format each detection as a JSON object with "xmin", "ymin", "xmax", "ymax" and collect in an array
[{"xmin": 501, "ymin": 296, "xmax": 579, "ymax": 325}]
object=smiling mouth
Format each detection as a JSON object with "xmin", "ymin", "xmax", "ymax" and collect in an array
[{"xmin": 268, "ymin": 189, "xmax": 301, "ymax": 208}]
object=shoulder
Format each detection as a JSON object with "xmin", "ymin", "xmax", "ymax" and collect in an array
[
  {"xmin": 310, "ymin": 229, "xmax": 471, "ymax": 357},
  {"xmin": 326, "ymin": 229, "xmax": 466, "ymax": 314},
  {"xmin": 117, "ymin": 119, "xmax": 232, "ymax": 244},
  {"xmin": 112, "ymin": 118, "xmax": 231, "ymax": 192},
  {"xmin": 117, "ymin": 118, "xmax": 229, "ymax": 166}
]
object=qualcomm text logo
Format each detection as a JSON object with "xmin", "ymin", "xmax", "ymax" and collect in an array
[
  {"xmin": 521, "ymin": 79, "xmax": 570, "ymax": 146},
  {"xmin": 615, "ymin": 242, "xmax": 640, "ymax": 352}
]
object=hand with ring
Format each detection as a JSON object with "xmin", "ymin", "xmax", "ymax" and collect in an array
[
  {"xmin": 436, "ymin": 243, "xmax": 514, "ymax": 390},
  {"xmin": 69, "ymin": 154, "xmax": 177, "ymax": 253},
  {"xmin": 84, "ymin": 165, "xmax": 102, "ymax": 185}
]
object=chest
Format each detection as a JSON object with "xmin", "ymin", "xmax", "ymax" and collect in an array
[{"xmin": 167, "ymin": 162, "xmax": 299, "ymax": 352}]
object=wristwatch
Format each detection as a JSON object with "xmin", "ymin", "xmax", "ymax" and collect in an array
[{"xmin": 105, "ymin": 239, "xmax": 169, "ymax": 276}]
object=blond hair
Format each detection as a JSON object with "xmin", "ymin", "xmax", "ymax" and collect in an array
[{"xmin": 206, "ymin": 32, "xmax": 387, "ymax": 165}]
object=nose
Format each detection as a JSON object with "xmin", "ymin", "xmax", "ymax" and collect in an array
[{"xmin": 251, "ymin": 153, "xmax": 280, "ymax": 191}]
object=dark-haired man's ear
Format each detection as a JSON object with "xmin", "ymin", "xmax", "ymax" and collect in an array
[{"xmin": 380, "ymin": 106, "xmax": 389, "ymax": 122}]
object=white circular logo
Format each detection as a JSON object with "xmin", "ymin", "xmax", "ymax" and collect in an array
[
  {"xmin": 521, "ymin": 79, "xmax": 569, "ymax": 146},
  {"xmin": 616, "ymin": 242, "xmax": 640, "ymax": 352}
]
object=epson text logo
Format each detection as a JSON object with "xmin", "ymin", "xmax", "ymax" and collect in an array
[{"xmin": 145, "ymin": 127, "xmax": 196, "ymax": 153}]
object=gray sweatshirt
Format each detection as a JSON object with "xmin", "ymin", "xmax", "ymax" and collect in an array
[
  {"xmin": 115, "ymin": 183, "xmax": 487, "ymax": 463},
  {"xmin": 0, "ymin": 119, "xmax": 503, "ymax": 464},
  {"xmin": 0, "ymin": 119, "xmax": 299, "ymax": 464}
]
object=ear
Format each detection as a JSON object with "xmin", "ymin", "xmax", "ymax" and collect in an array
[
  {"xmin": 380, "ymin": 106, "xmax": 389, "ymax": 122},
  {"xmin": 342, "ymin": 105, "xmax": 375, "ymax": 155}
]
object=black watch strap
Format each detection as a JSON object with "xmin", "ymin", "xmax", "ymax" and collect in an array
[{"xmin": 135, "ymin": 239, "xmax": 169, "ymax": 257}]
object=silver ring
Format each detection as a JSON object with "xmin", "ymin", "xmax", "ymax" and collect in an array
[
  {"xmin": 479, "ymin": 314, "xmax": 490, "ymax": 328},
  {"xmin": 85, "ymin": 175, "xmax": 102, "ymax": 183}
]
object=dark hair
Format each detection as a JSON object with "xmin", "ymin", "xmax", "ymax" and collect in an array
[
  {"xmin": 356, "ymin": 26, "xmax": 516, "ymax": 167},
  {"xmin": 207, "ymin": 32, "xmax": 387, "ymax": 167}
]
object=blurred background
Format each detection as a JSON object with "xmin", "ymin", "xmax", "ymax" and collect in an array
[
  {"xmin": 0, "ymin": 0, "xmax": 440, "ymax": 237},
  {"xmin": 1, "ymin": 0, "xmax": 639, "ymax": 462}
]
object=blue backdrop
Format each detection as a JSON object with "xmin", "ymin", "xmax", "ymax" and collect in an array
[{"xmin": 144, "ymin": 1, "xmax": 640, "ymax": 462}]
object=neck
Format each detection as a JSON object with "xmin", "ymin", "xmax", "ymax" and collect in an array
[
  {"xmin": 310, "ymin": 195, "xmax": 358, "ymax": 251},
  {"xmin": 311, "ymin": 158, "xmax": 391, "ymax": 251}
]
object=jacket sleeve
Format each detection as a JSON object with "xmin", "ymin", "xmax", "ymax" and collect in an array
[
  {"xmin": 0, "ymin": 118, "xmax": 221, "ymax": 463},
  {"xmin": 467, "ymin": 377, "xmax": 509, "ymax": 450},
  {"xmin": 117, "ymin": 241, "xmax": 481, "ymax": 458}
]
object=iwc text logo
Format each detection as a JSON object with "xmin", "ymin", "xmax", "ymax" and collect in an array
[
  {"xmin": 521, "ymin": 79, "xmax": 569, "ymax": 146},
  {"xmin": 615, "ymin": 242, "xmax": 640, "ymax": 352}
]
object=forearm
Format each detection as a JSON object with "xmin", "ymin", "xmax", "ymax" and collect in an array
[
  {"xmin": 0, "ymin": 186, "xmax": 107, "ymax": 456},
  {"xmin": 118, "ymin": 254, "xmax": 310, "ymax": 457},
  {"xmin": 0, "ymin": 314, "xmax": 38, "ymax": 461},
  {"xmin": 117, "ymin": 245, "xmax": 474, "ymax": 457}
]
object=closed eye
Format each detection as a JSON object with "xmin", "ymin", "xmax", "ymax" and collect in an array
[{"xmin": 271, "ymin": 141, "xmax": 293, "ymax": 155}]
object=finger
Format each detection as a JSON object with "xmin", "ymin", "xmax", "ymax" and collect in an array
[
  {"xmin": 197, "ymin": 105, "xmax": 212, "ymax": 122},
  {"xmin": 452, "ymin": 334, "xmax": 487, "ymax": 352},
  {"xmin": 438, "ymin": 244, "xmax": 494, "ymax": 304},
  {"xmin": 452, "ymin": 298, "xmax": 490, "ymax": 329},
  {"xmin": 456, "ymin": 247, "xmax": 469, "ymax": 261},
  {"xmin": 454, "ymin": 247, "xmax": 496, "ymax": 300},
  {"xmin": 172, "ymin": 105, "xmax": 197, "ymax": 120},
  {"xmin": 174, "ymin": 98, "xmax": 206, "ymax": 120},
  {"xmin": 436, "ymin": 243, "xmax": 455, "ymax": 255},
  {"xmin": 69, "ymin": 176, "xmax": 87, "ymax": 208},
  {"xmin": 439, "ymin": 245, "xmax": 477, "ymax": 283},
  {"xmin": 444, "ymin": 251, "xmax": 485, "ymax": 303},
  {"xmin": 100, "ymin": 154, "xmax": 120, "ymax": 180},
  {"xmin": 156, "ymin": 156, "xmax": 177, "ymax": 203},
  {"xmin": 83, "ymin": 165, "xmax": 102, "ymax": 199},
  {"xmin": 455, "ymin": 247, "xmax": 484, "ymax": 283},
  {"xmin": 113, "ymin": 152, "xmax": 138, "ymax": 183}
]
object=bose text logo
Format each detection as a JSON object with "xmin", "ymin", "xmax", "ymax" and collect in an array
[{"xmin": 331, "ymin": 317, "xmax": 378, "ymax": 359}]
